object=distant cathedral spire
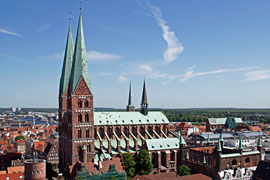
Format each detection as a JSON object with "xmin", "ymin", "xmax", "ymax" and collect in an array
[
  {"xmin": 126, "ymin": 81, "xmax": 135, "ymax": 112},
  {"xmin": 140, "ymin": 79, "xmax": 148, "ymax": 115},
  {"xmin": 59, "ymin": 24, "xmax": 74, "ymax": 95}
]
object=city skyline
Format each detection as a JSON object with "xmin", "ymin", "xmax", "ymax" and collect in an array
[{"xmin": 1, "ymin": 0, "xmax": 270, "ymax": 108}]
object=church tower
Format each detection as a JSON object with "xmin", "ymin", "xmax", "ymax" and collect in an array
[
  {"xmin": 59, "ymin": 14, "xmax": 95, "ymax": 174},
  {"xmin": 126, "ymin": 82, "xmax": 135, "ymax": 111},
  {"xmin": 141, "ymin": 80, "xmax": 148, "ymax": 115},
  {"xmin": 59, "ymin": 23, "xmax": 73, "ymax": 173}
]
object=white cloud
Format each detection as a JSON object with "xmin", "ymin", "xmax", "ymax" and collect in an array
[
  {"xmin": 87, "ymin": 51, "xmax": 122, "ymax": 62},
  {"xmin": 118, "ymin": 75, "xmax": 128, "ymax": 83},
  {"xmin": 180, "ymin": 67, "xmax": 256, "ymax": 82},
  {"xmin": 36, "ymin": 24, "xmax": 51, "ymax": 32},
  {"xmin": 0, "ymin": 28, "xmax": 22, "ymax": 37},
  {"xmin": 245, "ymin": 70, "xmax": 270, "ymax": 82},
  {"xmin": 139, "ymin": 64, "xmax": 153, "ymax": 72},
  {"xmin": 149, "ymin": 3, "xmax": 184, "ymax": 64}
]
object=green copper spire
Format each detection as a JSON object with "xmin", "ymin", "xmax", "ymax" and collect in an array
[
  {"xmin": 186, "ymin": 151, "xmax": 189, "ymax": 160},
  {"xmin": 69, "ymin": 15, "xmax": 91, "ymax": 94},
  {"xmin": 219, "ymin": 132, "xmax": 223, "ymax": 142},
  {"xmin": 60, "ymin": 24, "xmax": 74, "ymax": 95},
  {"xmin": 178, "ymin": 131, "xmax": 186, "ymax": 145},
  {"xmin": 239, "ymin": 135, "xmax": 243, "ymax": 150},
  {"xmin": 203, "ymin": 155, "xmax": 206, "ymax": 164},
  {"xmin": 257, "ymin": 132, "xmax": 262, "ymax": 147},
  {"xmin": 217, "ymin": 138, "xmax": 222, "ymax": 152},
  {"xmin": 207, "ymin": 133, "xmax": 210, "ymax": 144}
]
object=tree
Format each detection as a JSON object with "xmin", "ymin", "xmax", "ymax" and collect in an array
[
  {"xmin": 178, "ymin": 165, "xmax": 191, "ymax": 176},
  {"xmin": 15, "ymin": 135, "xmax": 25, "ymax": 141},
  {"xmin": 123, "ymin": 153, "xmax": 136, "ymax": 178},
  {"xmin": 110, "ymin": 177, "xmax": 118, "ymax": 180},
  {"xmin": 136, "ymin": 149, "xmax": 152, "ymax": 175}
]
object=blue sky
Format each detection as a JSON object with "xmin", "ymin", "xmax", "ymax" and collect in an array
[{"xmin": 1, "ymin": 0, "xmax": 270, "ymax": 108}]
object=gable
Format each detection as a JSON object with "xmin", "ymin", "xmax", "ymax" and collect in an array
[{"xmin": 74, "ymin": 77, "xmax": 92, "ymax": 95}]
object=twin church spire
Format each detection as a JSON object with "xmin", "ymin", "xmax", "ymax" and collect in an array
[
  {"xmin": 60, "ymin": 14, "xmax": 149, "ymax": 115},
  {"xmin": 59, "ymin": 15, "xmax": 91, "ymax": 96},
  {"xmin": 126, "ymin": 80, "xmax": 149, "ymax": 115}
]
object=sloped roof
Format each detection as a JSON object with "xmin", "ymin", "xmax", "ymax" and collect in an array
[
  {"xmin": 248, "ymin": 126, "xmax": 262, "ymax": 132},
  {"xmin": 94, "ymin": 111, "xmax": 169, "ymax": 126},
  {"xmin": 133, "ymin": 173, "xmax": 212, "ymax": 180},
  {"xmin": 208, "ymin": 117, "xmax": 243, "ymax": 125},
  {"xmin": 199, "ymin": 133, "xmax": 234, "ymax": 140},
  {"xmin": 146, "ymin": 138, "xmax": 179, "ymax": 151}
]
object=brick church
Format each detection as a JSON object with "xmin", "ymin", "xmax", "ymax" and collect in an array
[{"xmin": 58, "ymin": 14, "xmax": 186, "ymax": 179}]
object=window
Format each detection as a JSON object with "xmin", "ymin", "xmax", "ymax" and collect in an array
[
  {"xmin": 245, "ymin": 158, "xmax": 250, "ymax": 164},
  {"xmin": 77, "ymin": 146, "xmax": 81, "ymax": 155},
  {"xmin": 87, "ymin": 144, "xmax": 91, "ymax": 152},
  {"xmin": 78, "ymin": 113, "xmax": 82, "ymax": 123},
  {"xmin": 85, "ymin": 113, "xmax": 89, "ymax": 122},
  {"xmin": 78, "ymin": 100, "xmax": 82, "ymax": 108},
  {"xmin": 78, "ymin": 129, "xmax": 82, "ymax": 138},
  {"xmin": 85, "ymin": 100, "xmax": 89, "ymax": 107},
  {"xmin": 232, "ymin": 159, "xmax": 237, "ymax": 166},
  {"xmin": 86, "ymin": 128, "xmax": 89, "ymax": 138}
]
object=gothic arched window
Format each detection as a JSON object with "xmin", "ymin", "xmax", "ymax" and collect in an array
[
  {"xmin": 85, "ymin": 100, "xmax": 89, "ymax": 108},
  {"xmin": 78, "ymin": 113, "xmax": 82, "ymax": 123},
  {"xmin": 86, "ymin": 128, "xmax": 89, "ymax": 138},
  {"xmin": 85, "ymin": 113, "xmax": 89, "ymax": 122},
  {"xmin": 87, "ymin": 144, "xmax": 91, "ymax": 152},
  {"xmin": 78, "ymin": 100, "xmax": 82, "ymax": 108},
  {"xmin": 78, "ymin": 129, "xmax": 82, "ymax": 138}
]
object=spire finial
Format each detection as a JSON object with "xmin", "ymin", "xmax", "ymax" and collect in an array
[
  {"xmin": 217, "ymin": 138, "xmax": 222, "ymax": 152},
  {"xmin": 80, "ymin": 0, "xmax": 82, "ymax": 14},
  {"xmin": 257, "ymin": 131, "xmax": 262, "ymax": 148},
  {"xmin": 69, "ymin": 12, "xmax": 72, "ymax": 24},
  {"xmin": 239, "ymin": 134, "xmax": 243, "ymax": 150}
]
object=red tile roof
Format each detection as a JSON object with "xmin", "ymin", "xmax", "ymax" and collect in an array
[
  {"xmin": 0, "ymin": 172, "xmax": 24, "ymax": 180},
  {"xmin": 249, "ymin": 126, "xmax": 262, "ymax": 132},
  {"xmin": 190, "ymin": 146, "xmax": 216, "ymax": 154},
  {"xmin": 132, "ymin": 173, "xmax": 211, "ymax": 180}
]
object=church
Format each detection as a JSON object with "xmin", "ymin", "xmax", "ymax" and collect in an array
[{"xmin": 58, "ymin": 14, "xmax": 186, "ymax": 179}]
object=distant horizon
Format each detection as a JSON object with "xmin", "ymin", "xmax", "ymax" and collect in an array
[{"xmin": 1, "ymin": 107, "xmax": 270, "ymax": 110}]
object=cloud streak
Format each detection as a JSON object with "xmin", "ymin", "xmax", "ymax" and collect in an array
[
  {"xmin": 118, "ymin": 75, "xmax": 128, "ymax": 83},
  {"xmin": 0, "ymin": 28, "xmax": 22, "ymax": 37},
  {"xmin": 87, "ymin": 51, "xmax": 122, "ymax": 62},
  {"xmin": 149, "ymin": 3, "xmax": 184, "ymax": 64},
  {"xmin": 181, "ymin": 67, "xmax": 256, "ymax": 82},
  {"xmin": 245, "ymin": 70, "xmax": 270, "ymax": 82}
]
